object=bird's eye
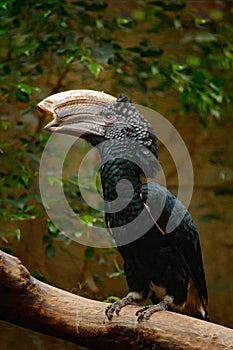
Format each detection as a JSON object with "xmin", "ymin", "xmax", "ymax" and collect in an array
[{"xmin": 105, "ymin": 115, "xmax": 115, "ymax": 124}]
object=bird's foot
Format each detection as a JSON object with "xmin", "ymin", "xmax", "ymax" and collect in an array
[
  {"xmin": 136, "ymin": 296, "xmax": 172, "ymax": 322},
  {"xmin": 106, "ymin": 291, "xmax": 143, "ymax": 321}
]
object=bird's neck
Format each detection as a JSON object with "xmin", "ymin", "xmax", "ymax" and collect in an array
[
  {"xmin": 97, "ymin": 139, "xmax": 157, "ymax": 202},
  {"xmin": 96, "ymin": 140, "xmax": 153, "ymax": 245},
  {"xmin": 100, "ymin": 157, "xmax": 142, "ymax": 201}
]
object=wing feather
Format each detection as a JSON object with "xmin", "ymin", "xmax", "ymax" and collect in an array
[{"xmin": 141, "ymin": 182, "xmax": 208, "ymax": 309}]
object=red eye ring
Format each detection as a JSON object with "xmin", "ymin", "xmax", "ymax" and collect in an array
[{"xmin": 105, "ymin": 115, "xmax": 115, "ymax": 124}]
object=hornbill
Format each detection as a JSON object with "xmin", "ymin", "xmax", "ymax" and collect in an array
[{"xmin": 38, "ymin": 90, "xmax": 208, "ymax": 322}]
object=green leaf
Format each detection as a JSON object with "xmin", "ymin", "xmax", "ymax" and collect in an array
[
  {"xmin": 25, "ymin": 205, "xmax": 36, "ymax": 213},
  {"xmin": 151, "ymin": 64, "xmax": 159, "ymax": 75},
  {"xmin": 84, "ymin": 246, "xmax": 95, "ymax": 261},
  {"xmin": 17, "ymin": 193, "xmax": 27, "ymax": 209},
  {"xmin": 210, "ymin": 108, "xmax": 221, "ymax": 119},
  {"xmin": 132, "ymin": 10, "xmax": 146, "ymax": 22},
  {"xmin": 96, "ymin": 18, "xmax": 104, "ymax": 29},
  {"xmin": 116, "ymin": 17, "xmax": 131, "ymax": 26},
  {"xmin": 17, "ymin": 83, "xmax": 40, "ymax": 98},
  {"xmin": 45, "ymin": 244, "xmax": 56, "ymax": 258},
  {"xmin": 88, "ymin": 62, "xmax": 102, "ymax": 78},
  {"xmin": 187, "ymin": 55, "xmax": 201, "ymax": 67},
  {"xmin": 48, "ymin": 221, "xmax": 59, "ymax": 236},
  {"xmin": 1, "ymin": 120, "xmax": 10, "ymax": 130},
  {"xmin": 172, "ymin": 63, "xmax": 186, "ymax": 72},
  {"xmin": 81, "ymin": 215, "xmax": 94, "ymax": 225},
  {"xmin": 93, "ymin": 273, "xmax": 103, "ymax": 284},
  {"xmin": 0, "ymin": 1, "xmax": 8, "ymax": 10},
  {"xmin": 104, "ymin": 295, "xmax": 120, "ymax": 303}
]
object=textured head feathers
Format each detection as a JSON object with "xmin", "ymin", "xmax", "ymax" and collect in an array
[{"xmin": 101, "ymin": 94, "xmax": 158, "ymax": 158}]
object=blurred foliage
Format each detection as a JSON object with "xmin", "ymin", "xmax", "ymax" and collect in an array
[
  {"xmin": 1, "ymin": 0, "xmax": 233, "ymax": 120},
  {"xmin": 0, "ymin": 0, "xmax": 233, "ymax": 296}
]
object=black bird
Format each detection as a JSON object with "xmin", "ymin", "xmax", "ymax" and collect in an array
[{"xmin": 38, "ymin": 89, "xmax": 208, "ymax": 322}]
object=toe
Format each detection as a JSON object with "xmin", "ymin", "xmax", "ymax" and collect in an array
[
  {"xmin": 136, "ymin": 305, "xmax": 150, "ymax": 316},
  {"xmin": 106, "ymin": 305, "xmax": 114, "ymax": 320},
  {"xmin": 137, "ymin": 313, "xmax": 145, "ymax": 322}
]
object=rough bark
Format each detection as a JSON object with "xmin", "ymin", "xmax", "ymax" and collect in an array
[{"xmin": 0, "ymin": 250, "xmax": 232, "ymax": 349}]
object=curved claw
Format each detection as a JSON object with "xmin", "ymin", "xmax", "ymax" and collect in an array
[
  {"xmin": 137, "ymin": 311, "xmax": 151, "ymax": 322},
  {"xmin": 136, "ymin": 305, "xmax": 153, "ymax": 322},
  {"xmin": 136, "ymin": 305, "xmax": 151, "ymax": 316},
  {"xmin": 105, "ymin": 292, "xmax": 143, "ymax": 321},
  {"xmin": 135, "ymin": 299, "xmax": 170, "ymax": 322},
  {"xmin": 105, "ymin": 304, "xmax": 113, "ymax": 320},
  {"xmin": 105, "ymin": 300, "xmax": 125, "ymax": 320}
]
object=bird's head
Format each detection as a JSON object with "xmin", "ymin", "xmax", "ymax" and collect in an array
[{"xmin": 38, "ymin": 90, "xmax": 159, "ymax": 176}]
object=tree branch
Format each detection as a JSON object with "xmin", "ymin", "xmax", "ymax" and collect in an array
[{"xmin": 0, "ymin": 250, "xmax": 232, "ymax": 350}]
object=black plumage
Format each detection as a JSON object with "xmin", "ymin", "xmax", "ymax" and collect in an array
[{"xmin": 39, "ymin": 90, "xmax": 208, "ymax": 322}]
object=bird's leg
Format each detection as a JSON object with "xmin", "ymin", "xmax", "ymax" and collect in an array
[
  {"xmin": 105, "ymin": 291, "xmax": 144, "ymax": 321},
  {"xmin": 136, "ymin": 295, "xmax": 173, "ymax": 322}
]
